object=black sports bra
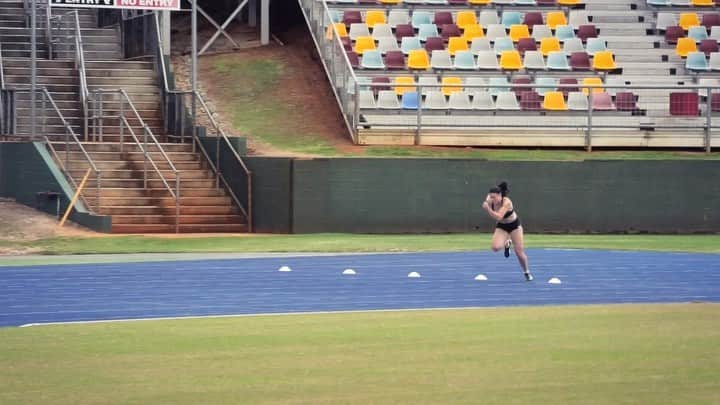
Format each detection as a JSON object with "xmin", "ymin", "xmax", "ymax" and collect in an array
[{"xmin": 492, "ymin": 199, "xmax": 515, "ymax": 219}]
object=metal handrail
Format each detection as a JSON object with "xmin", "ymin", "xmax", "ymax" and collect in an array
[
  {"xmin": 73, "ymin": 10, "xmax": 89, "ymax": 139},
  {"xmin": 48, "ymin": 10, "xmax": 90, "ymax": 137},
  {"xmin": 89, "ymin": 88, "xmax": 182, "ymax": 232},
  {"xmin": 39, "ymin": 87, "xmax": 101, "ymax": 213},
  {"xmin": 153, "ymin": 12, "xmax": 253, "ymax": 231},
  {"xmin": 45, "ymin": 2, "xmax": 52, "ymax": 59}
]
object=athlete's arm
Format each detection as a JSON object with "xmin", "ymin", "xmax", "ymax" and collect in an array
[{"xmin": 483, "ymin": 200, "xmax": 510, "ymax": 221}]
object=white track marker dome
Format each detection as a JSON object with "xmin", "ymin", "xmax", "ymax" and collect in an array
[
  {"xmin": 342, "ymin": 269, "xmax": 357, "ymax": 275},
  {"xmin": 278, "ymin": 266, "xmax": 292, "ymax": 272},
  {"xmin": 474, "ymin": 274, "xmax": 488, "ymax": 281},
  {"xmin": 548, "ymin": 277, "xmax": 562, "ymax": 284},
  {"xmin": 407, "ymin": 271, "xmax": 421, "ymax": 278}
]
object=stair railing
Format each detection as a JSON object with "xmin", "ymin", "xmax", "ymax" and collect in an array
[
  {"xmin": 89, "ymin": 88, "xmax": 181, "ymax": 233},
  {"xmin": 0, "ymin": 43, "xmax": 16, "ymax": 139},
  {"xmin": 48, "ymin": 10, "xmax": 89, "ymax": 138},
  {"xmin": 39, "ymin": 87, "xmax": 101, "ymax": 213},
  {"xmin": 153, "ymin": 12, "xmax": 253, "ymax": 232}
]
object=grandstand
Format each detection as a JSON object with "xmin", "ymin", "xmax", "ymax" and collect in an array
[
  {"xmin": 0, "ymin": 0, "xmax": 251, "ymax": 233},
  {"xmin": 298, "ymin": 0, "xmax": 720, "ymax": 149}
]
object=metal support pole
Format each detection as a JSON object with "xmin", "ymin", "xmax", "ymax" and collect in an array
[
  {"xmin": 191, "ymin": 1, "xmax": 197, "ymax": 133},
  {"xmin": 706, "ymin": 87, "xmax": 712, "ymax": 153},
  {"xmin": 143, "ymin": 127, "xmax": 148, "ymax": 189},
  {"xmin": 415, "ymin": 85, "xmax": 422, "ymax": 145},
  {"xmin": 175, "ymin": 176, "xmax": 180, "ymax": 234},
  {"xmin": 586, "ymin": 90, "xmax": 594, "ymax": 152},
  {"xmin": 31, "ymin": 0, "xmax": 37, "ymax": 136},
  {"xmin": 216, "ymin": 130, "xmax": 221, "ymax": 189},
  {"xmin": 161, "ymin": 10, "xmax": 171, "ymax": 57},
  {"xmin": 248, "ymin": 0, "xmax": 257, "ymax": 28},
  {"xmin": 260, "ymin": 0, "xmax": 269, "ymax": 46},
  {"xmin": 119, "ymin": 96, "xmax": 124, "ymax": 153},
  {"xmin": 98, "ymin": 91, "xmax": 104, "ymax": 142}
]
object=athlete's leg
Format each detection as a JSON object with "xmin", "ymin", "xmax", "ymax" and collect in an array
[
  {"xmin": 491, "ymin": 228, "xmax": 510, "ymax": 252},
  {"xmin": 510, "ymin": 226, "xmax": 532, "ymax": 279}
]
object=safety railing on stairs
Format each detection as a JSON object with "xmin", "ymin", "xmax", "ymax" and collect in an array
[
  {"xmin": 38, "ymin": 87, "xmax": 101, "ymax": 213},
  {"xmin": 89, "ymin": 88, "xmax": 182, "ymax": 233},
  {"xmin": 48, "ymin": 10, "xmax": 89, "ymax": 138},
  {"xmin": 152, "ymin": 13, "xmax": 253, "ymax": 231},
  {"xmin": 0, "ymin": 43, "xmax": 16, "ymax": 138}
]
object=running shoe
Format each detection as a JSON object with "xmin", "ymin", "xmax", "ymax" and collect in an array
[
  {"xmin": 524, "ymin": 272, "xmax": 534, "ymax": 282},
  {"xmin": 504, "ymin": 240, "xmax": 512, "ymax": 258}
]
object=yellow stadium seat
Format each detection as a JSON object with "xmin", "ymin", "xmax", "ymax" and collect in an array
[
  {"xmin": 447, "ymin": 36, "xmax": 469, "ymax": 55},
  {"xmin": 456, "ymin": 11, "xmax": 478, "ymax": 30},
  {"xmin": 509, "ymin": 24, "xmax": 531, "ymax": 42},
  {"xmin": 592, "ymin": 51, "xmax": 617, "ymax": 71},
  {"xmin": 500, "ymin": 50, "xmax": 523, "ymax": 70},
  {"xmin": 325, "ymin": 23, "xmax": 347, "ymax": 40},
  {"xmin": 469, "ymin": 0, "xmax": 491, "ymax": 4},
  {"xmin": 354, "ymin": 36, "xmax": 376, "ymax": 55},
  {"xmin": 557, "ymin": 0, "xmax": 581, "ymax": 5},
  {"xmin": 394, "ymin": 76, "xmax": 416, "ymax": 95},
  {"xmin": 543, "ymin": 91, "xmax": 568, "ymax": 111},
  {"xmin": 691, "ymin": 0, "xmax": 714, "ymax": 5},
  {"xmin": 675, "ymin": 37, "xmax": 697, "ymax": 57},
  {"xmin": 365, "ymin": 10, "xmax": 387, "ymax": 29},
  {"xmin": 546, "ymin": 11, "xmax": 567, "ymax": 30},
  {"xmin": 540, "ymin": 37, "xmax": 562, "ymax": 56},
  {"xmin": 442, "ymin": 77, "xmax": 463, "ymax": 96},
  {"xmin": 379, "ymin": 0, "xmax": 402, "ymax": 4},
  {"xmin": 678, "ymin": 13, "xmax": 701, "ymax": 30},
  {"xmin": 581, "ymin": 77, "xmax": 604, "ymax": 95},
  {"xmin": 407, "ymin": 49, "xmax": 431, "ymax": 69},
  {"xmin": 462, "ymin": 24, "xmax": 485, "ymax": 42}
]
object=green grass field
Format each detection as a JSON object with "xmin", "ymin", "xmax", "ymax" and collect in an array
[
  {"xmin": 1, "ymin": 233, "xmax": 718, "ymax": 263},
  {"xmin": 1, "ymin": 304, "xmax": 718, "ymax": 404}
]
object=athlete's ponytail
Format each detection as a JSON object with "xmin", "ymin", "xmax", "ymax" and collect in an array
[{"xmin": 488, "ymin": 181, "xmax": 509, "ymax": 197}]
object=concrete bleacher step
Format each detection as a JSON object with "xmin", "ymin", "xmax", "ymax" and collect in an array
[{"xmin": 110, "ymin": 223, "xmax": 248, "ymax": 234}]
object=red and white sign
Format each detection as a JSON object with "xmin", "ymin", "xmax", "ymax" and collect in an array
[{"xmin": 50, "ymin": 0, "xmax": 181, "ymax": 11}]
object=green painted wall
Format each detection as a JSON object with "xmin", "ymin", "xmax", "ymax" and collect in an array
[
  {"xmin": 287, "ymin": 159, "xmax": 720, "ymax": 234},
  {"xmin": 245, "ymin": 157, "xmax": 293, "ymax": 233},
  {"xmin": 0, "ymin": 142, "xmax": 112, "ymax": 232}
]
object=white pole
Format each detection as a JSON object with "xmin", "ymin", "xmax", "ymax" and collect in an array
[
  {"xmin": 191, "ymin": 0, "xmax": 197, "ymax": 128},
  {"xmin": 161, "ymin": 10, "xmax": 171, "ymax": 56},
  {"xmin": 30, "ymin": 0, "xmax": 37, "ymax": 136},
  {"xmin": 260, "ymin": 0, "xmax": 269, "ymax": 45}
]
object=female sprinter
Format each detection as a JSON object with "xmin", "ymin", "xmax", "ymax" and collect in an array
[{"xmin": 482, "ymin": 182, "xmax": 533, "ymax": 281}]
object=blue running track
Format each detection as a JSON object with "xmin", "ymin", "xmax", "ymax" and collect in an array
[{"xmin": 1, "ymin": 249, "xmax": 719, "ymax": 327}]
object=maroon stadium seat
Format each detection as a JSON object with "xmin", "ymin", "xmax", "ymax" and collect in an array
[
  {"xmin": 434, "ymin": 12, "xmax": 454, "ymax": 26},
  {"xmin": 371, "ymin": 76, "xmax": 391, "ymax": 95},
  {"xmin": 395, "ymin": 24, "xmax": 415, "ymax": 40},
  {"xmin": 346, "ymin": 51, "xmax": 360, "ymax": 69},
  {"xmin": 384, "ymin": 51, "xmax": 406, "ymax": 69},
  {"xmin": 343, "ymin": 11, "xmax": 362, "ymax": 26},
  {"xmin": 520, "ymin": 91, "xmax": 543, "ymax": 111},
  {"xmin": 512, "ymin": 77, "xmax": 532, "ymax": 93},
  {"xmin": 669, "ymin": 92, "xmax": 699, "ymax": 116},
  {"xmin": 569, "ymin": 52, "xmax": 592, "ymax": 70},
  {"xmin": 559, "ymin": 77, "xmax": 579, "ymax": 96},
  {"xmin": 523, "ymin": 12, "xmax": 544, "ymax": 28},
  {"xmin": 712, "ymin": 93, "xmax": 720, "ymax": 112},
  {"xmin": 701, "ymin": 13, "xmax": 720, "ymax": 30},
  {"xmin": 517, "ymin": 38, "xmax": 538, "ymax": 55},
  {"xmin": 699, "ymin": 39, "xmax": 719, "ymax": 56},
  {"xmin": 441, "ymin": 24, "xmax": 463, "ymax": 41},
  {"xmin": 424, "ymin": 37, "xmax": 445, "ymax": 53},
  {"xmin": 664, "ymin": 26, "xmax": 684, "ymax": 45},
  {"xmin": 615, "ymin": 92, "xmax": 638, "ymax": 112},
  {"xmin": 577, "ymin": 25, "xmax": 598, "ymax": 43}
]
